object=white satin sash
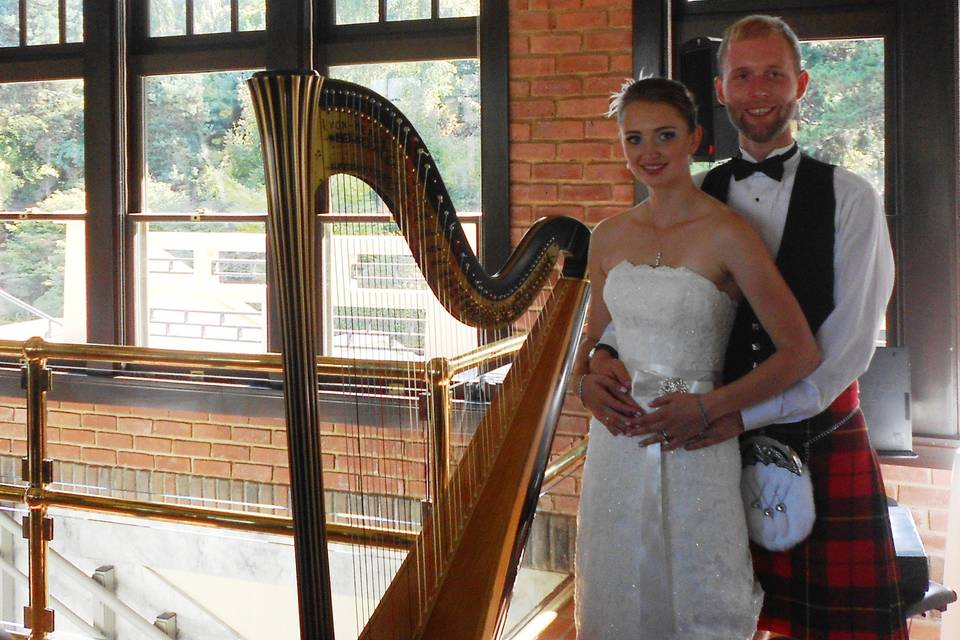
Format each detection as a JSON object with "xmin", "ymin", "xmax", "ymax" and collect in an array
[{"xmin": 629, "ymin": 363, "xmax": 716, "ymax": 637}]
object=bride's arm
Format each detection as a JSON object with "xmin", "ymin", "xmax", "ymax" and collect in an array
[{"xmin": 635, "ymin": 213, "xmax": 819, "ymax": 445}]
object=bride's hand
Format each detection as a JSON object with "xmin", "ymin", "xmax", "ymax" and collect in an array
[{"xmin": 632, "ymin": 392, "xmax": 708, "ymax": 449}]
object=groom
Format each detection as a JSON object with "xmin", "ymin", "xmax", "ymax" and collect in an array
[{"xmin": 579, "ymin": 14, "xmax": 906, "ymax": 640}]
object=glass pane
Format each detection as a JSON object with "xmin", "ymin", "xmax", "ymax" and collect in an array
[
  {"xmin": 0, "ymin": 0, "xmax": 18, "ymax": 47},
  {"xmin": 329, "ymin": 60, "xmax": 481, "ymax": 213},
  {"xmin": 144, "ymin": 70, "xmax": 266, "ymax": 214},
  {"xmin": 386, "ymin": 0, "xmax": 430, "ymax": 22},
  {"xmin": 0, "ymin": 220, "xmax": 87, "ymax": 343},
  {"xmin": 0, "ymin": 80, "xmax": 85, "ymax": 212},
  {"xmin": 336, "ymin": 0, "xmax": 377, "ymax": 25},
  {"xmin": 237, "ymin": 0, "xmax": 265, "ymax": 31},
  {"xmin": 440, "ymin": 0, "xmax": 478, "ymax": 18},
  {"xmin": 150, "ymin": 0, "xmax": 186, "ymax": 37},
  {"xmin": 0, "ymin": 401, "xmax": 26, "ymax": 484},
  {"xmin": 26, "ymin": 0, "xmax": 58, "ymax": 45},
  {"xmin": 194, "ymin": 0, "xmax": 231, "ymax": 35},
  {"xmin": 135, "ymin": 221, "xmax": 267, "ymax": 353},
  {"xmin": 0, "ymin": 500, "xmax": 27, "ymax": 632},
  {"xmin": 65, "ymin": 0, "xmax": 82, "ymax": 42},
  {"xmin": 797, "ymin": 38, "xmax": 885, "ymax": 198}
]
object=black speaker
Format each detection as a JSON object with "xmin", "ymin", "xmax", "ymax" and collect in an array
[{"xmin": 678, "ymin": 37, "xmax": 739, "ymax": 162}]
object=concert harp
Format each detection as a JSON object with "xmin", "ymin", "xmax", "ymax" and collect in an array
[{"xmin": 247, "ymin": 70, "xmax": 590, "ymax": 640}]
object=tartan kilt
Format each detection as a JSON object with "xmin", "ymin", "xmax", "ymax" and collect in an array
[{"xmin": 749, "ymin": 382, "xmax": 908, "ymax": 639}]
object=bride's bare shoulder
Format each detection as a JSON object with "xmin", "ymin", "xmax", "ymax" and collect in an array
[{"xmin": 592, "ymin": 204, "xmax": 646, "ymax": 246}]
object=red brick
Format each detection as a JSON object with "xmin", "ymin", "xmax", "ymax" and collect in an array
[
  {"xmin": 273, "ymin": 467, "xmax": 290, "ymax": 484},
  {"xmin": 60, "ymin": 428, "xmax": 96, "ymax": 445},
  {"xmin": 532, "ymin": 163, "xmax": 584, "ymax": 180},
  {"xmin": 557, "ymin": 142, "xmax": 614, "ymax": 160},
  {"xmin": 585, "ymin": 119, "xmax": 619, "ymax": 139},
  {"xmin": 880, "ymin": 464, "xmax": 932, "ymax": 485},
  {"xmin": 533, "ymin": 205, "xmax": 585, "ymax": 218},
  {"xmin": 510, "ymin": 57, "xmax": 556, "ymax": 77},
  {"xmin": 118, "ymin": 451, "xmax": 154, "ymax": 469},
  {"xmin": 172, "ymin": 440, "xmax": 211, "ymax": 457},
  {"xmin": 609, "ymin": 8, "xmax": 631, "ymax": 28},
  {"xmin": 167, "ymin": 409, "xmax": 210, "ymax": 422},
  {"xmin": 531, "ymin": 78, "xmax": 582, "ymax": 97},
  {"xmin": 358, "ymin": 438, "xmax": 403, "ymax": 457},
  {"xmin": 511, "ymin": 206, "xmax": 535, "ymax": 223},
  {"xmin": 408, "ymin": 480, "xmax": 428, "ymax": 498},
  {"xmin": 209, "ymin": 413, "xmax": 250, "ymax": 427},
  {"xmin": 512, "ymin": 183, "xmax": 559, "ymax": 203},
  {"xmin": 81, "ymin": 447, "xmax": 117, "ymax": 465},
  {"xmin": 898, "ymin": 485, "xmax": 951, "ymax": 509},
  {"xmin": 549, "ymin": 0, "xmax": 581, "ymax": 8},
  {"xmin": 612, "ymin": 184, "xmax": 635, "ymax": 201},
  {"xmin": 907, "ymin": 619, "xmax": 942, "ymax": 640},
  {"xmin": 557, "ymin": 96, "xmax": 611, "ymax": 117},
  {"xmin": 512, "ymin": 100, "xmax": 556, "ymax": 119},
  {"xmin": 404, "ymin": 442, "xmax": 427, "ymax": 460},
  {"xmin": 250, "ymin": 446, "xmax": 289, "ymax": 466},
  {"xmin": 513, "ymin": 143, "xmax": 557, "ymax": 161},
  {"xmin": 551, "ymin": 494, "xmax": 580, "ymax": 515},
  {"xmin": 930, "ymin": 509, "xmax": 950, "ymax": 531},
  {"xmin": 155, "ymin": 455, "xmax": 191, "ymax": 473},
  {"xmin": 10, "ymin": 440, "xmax": 25, "ymax": 456},
  {"xmin": 272, "ymin": 431, "xmax": 288, "ymax": 447},
  {"xmin": 584, "ymin": 31, "xmax": 631, "ymax": 51},
  {"xmin": 530, "ymin": 34, "xmax": 582, "ymax": 55},
  {"xmin": 134, "ymin": 436, "xmax": 172, "ymax": 453},
  {"xmin": 48, "ymin": 443, "xmax": 81, "ymax": 460},
  {"xmin": 533, "ymin": 120, "xmax": 584, "ymax": 140},
  {"xmin": 0, "ymin": 407, "xmax": 14, "ymax": 421},
  {"xmin": 153, "ymin": 420, "xmax": 191, "ymax": 437},
  {"xmin": 559, "ymin": 184, "xmax": 611, "ymax": 200},
  {"xmin": 48, "ymin": 411, "xmax": 80, "ymax": 428},
  {"xmin": 932, "ymin": 468, "xmax": 953, "ymax": 486},
  {"xmin": 194, "ymin": 459, "xmax": 231, "ymax": 477},
  {"xmin": 583, "ymin": 75, "xmax": 628, "ymax": 95},
  {"xmin": 510, "ymin": 80, "xmax": 530, "ymax": 98},
  {"xmin": 510, "ymin": 0, "xmax": 528, "ymax": 9},
  {"xmin": 610, "ymin": 53, "xmax": 632, "ymax": 73},
  {"xmin": 0, "ymin": 423, "xmax": 24, "ymax": 438},
  {"xmin": 251, "ymin": 416, "xmax": 284, "ymax": 428},
  {"xmin": 232, "ymin": 462, "xmax": 272, "ymax": 482},
  {"xmin": 81, "ymin": 414, "xmax": 117, "ymax": 430},
  {"xmin": 382, "ymin": 459, "xmax": 426, "ymax": 479},
  {"xmin": 334, "ymin": 455, "xmax": 379, "ymax": 474},
  {"xmin": 319, "ymin": 435, "xmax": 352, "ymax": 454},
  {"xmin": 557, "ymin": 54, "xmax": 609, "ymax": 75},
  {"xmin": 585, "ymin": 162, "xmax": 631, "ymax": 181},
  {"xmin": 510, "ymin": 12, "xmax": 550, "ymax": 31},
  {"xmin": 511, "ymin": 123, "xmax": 531, "ymax": 142},
  {"xmin": 509, "ymin": 36, "xmax": 529, "ymax": 56},
  {"xmin": 920, "ymin": 530, "xmax": 946, "ymax": 553},
  {"xmin": 556, "ymin": 9, "xmax": 607, "ymax": 30},
  {"xmin": 97, "ymin": 432, "xmax": 133, "ymax": 449},
  {"xmin": 118, "ymin": 417, "xmax": 152, "ymax": 435},
  {"xmin": 194, "ymin": 423, "xmax": 231, "ymax": 441},
  {"xmin": 211, "ymin": 443, "xmax": 250, "ymax": 460},
  {"xmin": 232, "ymin": 426, "xmax": 271, "ymax": 444},
  {"xmin": 511, "ymin": 162, "xmax": 532, "ymax": 181},
  {"xmin": 323, "ymin": 472, "xmax": 359, "ymax": 492}
]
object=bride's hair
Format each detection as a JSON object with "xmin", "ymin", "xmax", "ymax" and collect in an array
[{"xmin": 608, "ymin": 77, "xmax": 698, "ymax": 132}]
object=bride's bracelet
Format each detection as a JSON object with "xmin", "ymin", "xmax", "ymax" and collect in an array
[
  {"xmin": 577, "ymin": 374, "xmax": 588, "ymax": 402},
  {"xmin": 696, "ymin": 397, "xmax": 711, "ymax": 432}
]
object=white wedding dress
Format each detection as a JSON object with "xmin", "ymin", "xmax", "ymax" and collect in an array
[{"xmin": 575, "ymin": 261, "xmax": 762, "ymax": 639}]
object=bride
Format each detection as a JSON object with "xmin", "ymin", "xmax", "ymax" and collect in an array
[{"xmin": 574, "ymin": 77, "xmax": 820, "ymax": 639}]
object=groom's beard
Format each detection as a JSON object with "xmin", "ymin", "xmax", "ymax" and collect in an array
[{"xmin": 727, "ymin": 99, "xmax": 798, "ymax": 144}]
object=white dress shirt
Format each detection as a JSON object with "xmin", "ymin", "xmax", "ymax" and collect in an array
[{"xmin": 598, "ymin": 144, "xmax": 895, "ymax": 429}]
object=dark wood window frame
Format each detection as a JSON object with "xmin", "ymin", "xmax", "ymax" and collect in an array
[{"xmin": 632, "ymin": 0, "xmax": 960, "ymax": 464}]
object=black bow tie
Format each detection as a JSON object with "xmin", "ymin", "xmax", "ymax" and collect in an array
[{"xmin": 730, "ymin": 145, "xmax": 799, "ymax": 181}]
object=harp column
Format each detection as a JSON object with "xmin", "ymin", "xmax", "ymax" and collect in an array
[{"xmin": 247, "ymin": 70, "xmax": 336, "ymax": 640}]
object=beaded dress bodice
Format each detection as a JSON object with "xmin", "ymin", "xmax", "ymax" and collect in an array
[{"xmin": 603, "ymin": 260, "xmax": 737, "ymax": 377}]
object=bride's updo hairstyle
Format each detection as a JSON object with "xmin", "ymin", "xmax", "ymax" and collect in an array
[{"xmin": 608, "ymin": 77, "xmax": 698, "ymax": 132}]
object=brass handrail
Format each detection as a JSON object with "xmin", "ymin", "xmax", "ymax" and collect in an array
[{"xmin": 0, "ymin": 333, "xmax": 543, "ymax": 638}]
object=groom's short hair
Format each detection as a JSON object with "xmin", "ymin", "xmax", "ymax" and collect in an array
[{"xmin": 718, "ymin": 15, "xmax": 803, "ymax": 74}]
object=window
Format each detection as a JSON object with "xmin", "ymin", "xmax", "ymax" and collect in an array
[{"xmin": 0, "ymin": 1, "xmax": 504, "ymax": 354}]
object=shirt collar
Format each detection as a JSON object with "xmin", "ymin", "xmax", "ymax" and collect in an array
[{"xmin": 740, "ymin": 143, "xmax": 799, "ymax": 164}]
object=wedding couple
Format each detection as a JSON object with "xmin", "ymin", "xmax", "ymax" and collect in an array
[{"xmin": 574, "ymin": 15, "xmax": 906, "ymax": 640}]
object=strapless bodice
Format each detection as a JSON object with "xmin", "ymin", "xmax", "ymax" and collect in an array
[{"xmin": 603, "ymin": 260, "xmax": 737, "ymax": 377}]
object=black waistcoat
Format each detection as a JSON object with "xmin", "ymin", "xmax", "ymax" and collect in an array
[{"xmin": 700, "ymin": 154, "xmax": 836, "ymax": 386}]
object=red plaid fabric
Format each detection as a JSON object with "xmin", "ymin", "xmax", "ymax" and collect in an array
[{"xmin": 750, "ymin": 382, "xmax": 908, "ymax": 639}]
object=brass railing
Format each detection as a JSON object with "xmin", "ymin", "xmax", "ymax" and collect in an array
[{"xmin": 0, "ymin": 334, "xmax": 589, "ymax": 639}]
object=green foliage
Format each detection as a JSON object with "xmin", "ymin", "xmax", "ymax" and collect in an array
[
  {"xmin": 798, "ymin": 39, "xmax": 885, "ymax": 192},
  {"xmin": 0, "ymin": 220, "xmax": 65, "ymax": 320},
  {"xmin": 332, "ymin": 60, "xmax": 482, "ymax": 213}
]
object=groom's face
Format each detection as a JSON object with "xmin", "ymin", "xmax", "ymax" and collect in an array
[{"xmin": 715, "ymin": 34, "xmax": 809, "ymax": 150}]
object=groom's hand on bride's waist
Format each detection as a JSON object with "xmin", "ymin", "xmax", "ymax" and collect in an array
[{"xmin": 683, "ymin": 412, "xmax": 745, "ymax": 450}]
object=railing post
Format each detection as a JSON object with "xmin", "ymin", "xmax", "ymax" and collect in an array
[
  {"xmin": 92, "ymin": 565, "xmax": 116, "ymax": 639},
  {"xmin": 21, "ymin": 337, "xmax": 53, "ymax": 639},
  {"xmin": 426, "ymin": 356, "xmax": 452, "ymax": 499}
]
